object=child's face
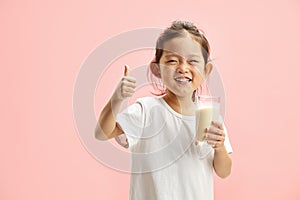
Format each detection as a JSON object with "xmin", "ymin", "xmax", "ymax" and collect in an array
[{"xmin": 159, "ymin": 35, "xmax": 207, "ymax": 98}]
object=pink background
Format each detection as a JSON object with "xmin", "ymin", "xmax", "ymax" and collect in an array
[{"xmin": 1, "ymin": 0, "xmax": 300, "ymax": 199}]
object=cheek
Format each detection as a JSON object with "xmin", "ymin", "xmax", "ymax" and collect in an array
[
  {"xmin": 195, "ymin": 65, "xmax": 205, "ymax": 75},
  {"xmin": 192, "ymin": 70, "xmax": 205, "ymax": 85},
  {"xmin": 161, "ymin": 66, "xmax": 175, "ymax": 77}
]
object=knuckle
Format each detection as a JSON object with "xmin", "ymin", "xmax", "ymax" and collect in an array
[
  {"xmin": 120, "ymin": 82, "xmax": 125, "ymax": 89},
  {"xmin": 215, "ymin": 135, "xmax": 220, "ymax": 140},
  {"xmin": 219, "ymin": 136, "xmax": 225, "ymax": 142}
]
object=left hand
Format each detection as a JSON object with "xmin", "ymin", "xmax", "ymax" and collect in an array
[{"xmin": 196, "ymin": 121, "xmax": 226, "ymax": 151}]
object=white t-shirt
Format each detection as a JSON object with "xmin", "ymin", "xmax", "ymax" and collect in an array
[{"xmin": 116, "ymin": 96, "xmax": 232, "ymax": 200}]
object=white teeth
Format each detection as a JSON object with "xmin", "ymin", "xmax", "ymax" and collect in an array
[
  {"xmin": 176, "ymin": 79, "xmax": 189, "ymax": 82},
  {"xmin": 174, "ymin": 77, "xmax": 191, "ymax": 83}
]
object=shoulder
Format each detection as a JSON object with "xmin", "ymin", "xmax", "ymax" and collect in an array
[
  {"xmin": 136, "ymin": 96, "xmax": 162, "ymax": 104},
  {"xmin": 127, "ymin": 96, "xmax": 166, "ymax": 120},
  {"xmin": 135, "ymin": 96, "xmax": 163, "ymax": 110},
  {"xmin": 119, "ymin": 96, "xmax": 163, "ymax": 118}
]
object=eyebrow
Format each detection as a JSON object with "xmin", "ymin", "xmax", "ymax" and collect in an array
[{"xmin": 164, "ymin": 53, "xmax": 201, "ymax": 58}]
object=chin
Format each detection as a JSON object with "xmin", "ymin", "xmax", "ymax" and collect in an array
[{"xmin": 174, "ymin": 91, "xmax": 193, "ymax": 99}]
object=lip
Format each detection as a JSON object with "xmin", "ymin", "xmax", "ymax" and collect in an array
[
  {"xmin": 174, "ymin": 76, "xmax": 192, "ymax": 81},
  {"xmin": 174, "ymin": 76, "xmax": 192, "ymax": 84}
]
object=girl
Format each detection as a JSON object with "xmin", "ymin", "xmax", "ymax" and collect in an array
[{"xmin": 95, "ymin": 21, "xmax": 232, "ymax": 200}]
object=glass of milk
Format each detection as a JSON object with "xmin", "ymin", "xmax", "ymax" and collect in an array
[{"xmin": 195, "ymin": 95, "xmax": 221, "ymax": 142}]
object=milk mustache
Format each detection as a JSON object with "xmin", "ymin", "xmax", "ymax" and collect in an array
[{"xmin": 195, "ymin": 103, "xmax": 220, "ymax": 141}]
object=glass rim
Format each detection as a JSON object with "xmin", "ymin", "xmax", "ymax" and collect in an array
[{"xmin": 196, "ymin": 95, "xmax": 220, "ymax": 102}]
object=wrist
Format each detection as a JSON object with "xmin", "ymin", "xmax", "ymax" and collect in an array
[
  {"xmin": 214, "ymin": 145, "xmax": 227, "ymax": 153},
  {"xmin": 111, "ymin": 92, "xmax": 124, "ymax": 103}
]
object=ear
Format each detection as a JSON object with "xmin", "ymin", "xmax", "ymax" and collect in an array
[
  {"xmin": 150, "ymin": 62, "xmax": 161, "ymax": 78},
  {"xmin": 204, "ymin": 62, "xmax": 213, "ymax": 78}
]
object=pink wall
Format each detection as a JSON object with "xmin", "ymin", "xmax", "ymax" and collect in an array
[{"xmin": 1, "ymin": 0, "xmax": 300, "ymax": 199}]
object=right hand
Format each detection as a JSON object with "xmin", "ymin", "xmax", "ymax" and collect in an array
[{"xmin": 112, "ymin": 65, "xmax": 136, "ymax": 101}]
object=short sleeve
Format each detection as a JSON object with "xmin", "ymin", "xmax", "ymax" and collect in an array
[{"xmin": 115, "ymin": 101, "xmax": 145, "ymax": 148}]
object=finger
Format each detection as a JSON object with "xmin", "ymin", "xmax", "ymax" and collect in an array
[
  {"xmin": 207, "ymin": 140, "xmax": 224, "ymax": 148},
  {"xmin": 206, "ymin": 140, "xmax": 217, "ymax": 148},
  {"xmin": 122, "ymin": 76, "xmax": 136, "ymax": 83},
  {"xmin": 206, "ymin": 133, "xmax": 225, "ymax": 142},
  {"xmin": 122, "ymin": 81, "xmax": 136, "ymax": 88},
  {"xmin": 122, "ymin": 87, "xmax": 135, "ymax": 94},
  {"xmin": 206, "ymin": 126, "xmax": 225, "ymax": 136},
  {"xmin": 124, "ymin": 64, "xmax": 129, "ymax": 76},
  {"xmin": 211, "ymin": 121, "xmax": 223, "ymax": 130},
  {"xmin": 122, "ymin": 92, "xmax": 134, "ymax": 98}
]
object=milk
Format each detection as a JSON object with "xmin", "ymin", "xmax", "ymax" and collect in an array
[{"xmin": 195, "ymin": 105, "xmax": 220, "ymax": 141}]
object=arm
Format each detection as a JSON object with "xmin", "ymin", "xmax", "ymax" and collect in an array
[
  {"xmin": 95, "ymin": 98, "xmax": 123, "ymax": 140},
  {"xmin": 95, "ymin": 65, "xmax": 136, "ymax": 140},
  {"xmin": 205, "ymin": 121, "xmax": 232, "ymax": 178},
  {"xmin": 213, "ymin": 146, "xmax": 232, "ymax": 178}
]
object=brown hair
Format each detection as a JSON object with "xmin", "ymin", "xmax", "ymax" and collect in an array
[{"xmin": 149, "ymin": 20, "xmax": 211, "ymax": 96}]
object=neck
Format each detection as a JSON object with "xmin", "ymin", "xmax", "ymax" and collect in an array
[{"xmin": 163, "ymin": 91, "xmax": 194, "ymax": 116}]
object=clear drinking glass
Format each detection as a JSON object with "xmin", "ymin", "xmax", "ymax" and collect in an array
[{"xmin": 194, "ymin": 95, "xmax": 221, "ymax": 158}]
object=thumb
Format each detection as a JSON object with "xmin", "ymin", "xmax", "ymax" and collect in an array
[{"xmin": 124, "ymin": 64, "xmax": 129, "ymax": 76}]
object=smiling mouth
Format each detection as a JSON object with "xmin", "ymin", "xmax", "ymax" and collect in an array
[{"xmin": 174, "ymin": 76, "xmax": 192, "ymax": 83}]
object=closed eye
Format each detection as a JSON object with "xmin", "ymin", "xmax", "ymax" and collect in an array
[
  {"xmin": 167, "ymin": 60, "xmax": 178, "ymax": 63},
  {"xmin": 189, "ymin": 60, "xmax": 199, "ymax": 63}
]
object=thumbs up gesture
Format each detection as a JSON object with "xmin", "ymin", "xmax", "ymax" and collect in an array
[{"xmin": 112, "ymin": 65, "xmax": 137, "ymax": 101}]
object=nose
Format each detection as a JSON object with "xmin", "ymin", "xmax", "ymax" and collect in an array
[{"xmin": 176, "ymin": 61, "xmax": 189, "ymax": 74}]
